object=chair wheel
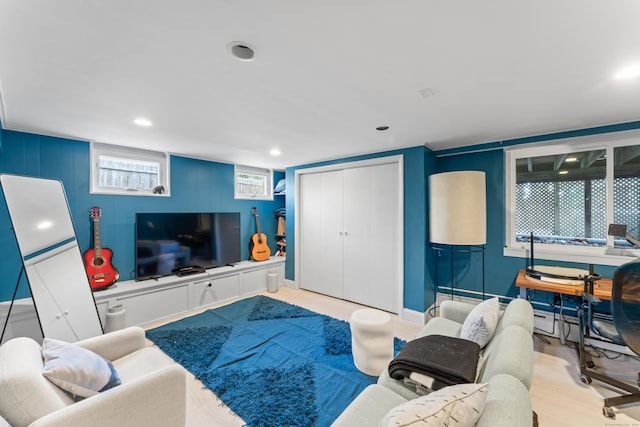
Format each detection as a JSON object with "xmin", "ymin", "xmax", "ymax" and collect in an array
[
  {"xmin": 603, "ymin": 407, "xmax": 615, "ymax": 419},
  {"xmin": 586, "ymin": 361, "xmax": 595, "ymax": 368},
  {"xmin": 581, "ymin": 375, "xmax": 592, "ymax": 384}
]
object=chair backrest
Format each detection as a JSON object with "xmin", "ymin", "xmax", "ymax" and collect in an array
[
  {"xmin": 0, "ymin": 337, "xmax": 74, "ymax": 427},
  {"xmin": 612, "ymin": 260, "xmax": 640, "ymax": 356}
]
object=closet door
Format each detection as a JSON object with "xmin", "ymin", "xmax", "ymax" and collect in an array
[
  {"xmin": 342, "ymin": 167, "xmax": 371, "ymax": 306},
  {"xmin": 299, "ymin": 171, "xmax": 344, "ymax": 298},
  {"xmin": 369, "ymin": 163, "xmax": 399, "ymax": 312},
  {"xmin": 343, "ymin": 163, "xmax": 399, "ymax": 313}
]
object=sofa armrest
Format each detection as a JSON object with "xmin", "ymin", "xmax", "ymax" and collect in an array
[
  {"xmin": 331, "ymin": 385, "xmax": 407, "ymax": 427},
  {"xmin": 476, "ymin": 374, "xmax": 533, "ymax": 427},
  {"xmin": 29, "ymin": 364, "xmax": 186, "ymax": 427},
  {"xmin": 479, "ymin": 325, "xmax": 534, "ymax": 389},
  {"xmin": 439, "ymin": 300, "xmax": 476, "ymax": 324},
  {"xmin": 75, "ymin": 327, "xmax": 147, "ymax": 362}
]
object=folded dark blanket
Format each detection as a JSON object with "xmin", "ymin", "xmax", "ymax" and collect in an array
[{"xmin": 388, "ymin": 334, "xmax": 481, "ymax": 390}]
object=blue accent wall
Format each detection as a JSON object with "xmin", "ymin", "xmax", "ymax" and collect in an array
[
  {"xmin": 0, "ymin": 130, "xmax": 283, "ymax": 302},
  {"xmin": 433, "ymin": 123, "xmax": 640, "ymax": 309},
  {"xmin": 285, "ymin": 146, "xmax": 436, "ymax": 313},
  {"xmin": 3, "ymin": 119, "xmax": 638, "ymax": 312}
]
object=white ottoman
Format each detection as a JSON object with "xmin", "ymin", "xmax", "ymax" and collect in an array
[{"xmin": 350, "ymin": 308, "xmax": 393, "ymax": 376}]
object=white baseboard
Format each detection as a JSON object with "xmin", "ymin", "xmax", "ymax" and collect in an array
[
  {"xmin": 401, "ymin": 308, "xmax": 427, "ymax": 324},
  {"xmin": 283, "ymin": 279, "xmax": 297, "ymax": 289}
]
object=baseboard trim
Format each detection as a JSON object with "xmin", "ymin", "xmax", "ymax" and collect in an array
[
  {"xmin": 402, "ymin": 308, "xmax": 427, "ymax": 324},
  {"xmin": 284, "ymin": 279, "xmax": 297, "ymax": 289}
]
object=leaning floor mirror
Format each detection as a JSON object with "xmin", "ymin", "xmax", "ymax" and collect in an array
[{"xmin": 0, "ymin": 174, "xmax": 103, "ymax": 341}]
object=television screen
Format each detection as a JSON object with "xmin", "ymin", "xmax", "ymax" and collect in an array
[{"xmin": 135, "ymin": 212, "xmax": 241, "ymax": 281}]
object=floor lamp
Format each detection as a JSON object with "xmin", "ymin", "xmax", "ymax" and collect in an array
[{"xmin": 429, "ymin": 171, "xmax": 487, "ymax": 313}]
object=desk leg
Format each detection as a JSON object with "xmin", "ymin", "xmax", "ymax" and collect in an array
[{"xmin": 558, "ymin": 297, "xmax": 566, "ymax": 345}]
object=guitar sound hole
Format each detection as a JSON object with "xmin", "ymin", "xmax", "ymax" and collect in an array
[{"xmin": 94, "ymin": 258, "xmax": 104, "ymax": 266}]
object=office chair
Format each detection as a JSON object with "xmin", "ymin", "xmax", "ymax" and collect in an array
[{"xmin": 578, "ymin": 260, "xmax": 640, "ymax": 419}]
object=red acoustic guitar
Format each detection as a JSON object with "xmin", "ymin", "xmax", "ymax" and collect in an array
[
  {"xmin": 249, "ymin": 207, "xmax": 271, "ymax": 261},
  {"xmin": 83, "ymin": 207, "xmax": 119, "ymax": 291}
]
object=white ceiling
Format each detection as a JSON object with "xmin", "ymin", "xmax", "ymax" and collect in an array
[{"xmin": 1, "ymin": 1, "xmax": 640, "ymax": 170}]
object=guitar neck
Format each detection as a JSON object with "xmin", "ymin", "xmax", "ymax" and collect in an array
[
  {"xmin": 255, "ymin": 213, "xmax": 262, "ymax": 236},
  {"xmin": 255, "ymin": 214, "xmax": 265, "ymax": 243},
  {"xmin": 93, "ymin": 218, "xmax": 102, "ymax": 257}
]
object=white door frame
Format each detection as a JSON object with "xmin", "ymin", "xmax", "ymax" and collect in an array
[{"xmin": 294, "ymin": 155, "xmax": 404, "ymax": 315}]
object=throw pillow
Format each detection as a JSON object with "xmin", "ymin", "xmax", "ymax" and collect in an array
[
  {"xmin": 460, "ymin": 297, "xmax": 500, "ymax": 348},
  {"xmin": 42, "ymin": 338, "xmax": 121, "ymax": 399},
  {"xmin": 379, "ymin": 382, "xmax": 488, "ymax": 427}
]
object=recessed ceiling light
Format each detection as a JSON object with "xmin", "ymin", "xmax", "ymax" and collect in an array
[
  {"xmin": 565, "ymin": 157, "xmax": 578, "ymax": 162},
  {"xmin": 559, "ymin": 170, "xmax": 569, "ymax": 175},
  {"xmin": 615, "ymin": 64, "xmax": 640, "ymax": 79},
  {"xmin": 227, "ymin": 41, "xmax": 256, "ymax": 61},
  {"xmin": 419, "ymin": 88, "xmax": 435, "ymax": 98},
  {"xmin": 134, "ymin": 118, "xmax": 152, "ymax": 127},
  {"xmin": 270, "ymin": 148, "xmax": 281, "ymax": 157},
  {"xmin": 376, "ymin": 126, "xmax": 389, "ymax": 131}
]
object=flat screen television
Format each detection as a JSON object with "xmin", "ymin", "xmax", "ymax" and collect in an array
[{"xmin": 135, "ymin": 212, "xmax": 241, "ymax": 281}]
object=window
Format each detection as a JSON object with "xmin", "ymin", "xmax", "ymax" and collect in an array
[
  {"xmin": 505, "ymin": 132, "xmax": 640, "ymax": 265},
  {"xmin": 234, "ymin": 165, "xmax": 273, "ymax": 200},
  {"xmin": 91, "ymin": 142, "xmax": 169, "ymax": 196}
]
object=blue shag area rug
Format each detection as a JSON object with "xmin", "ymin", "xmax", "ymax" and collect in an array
[{"xmin": 147, "ymin": 295, "xmax": 405, "ymax": 427}]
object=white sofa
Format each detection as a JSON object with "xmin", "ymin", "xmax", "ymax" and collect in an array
[
  {"xmin": 332, "ymin": 298, "xmax": 536, "ymax": 427},
  {"xmin": 0, "ymin": 327, "xmax": 186, "ymax": 427}
]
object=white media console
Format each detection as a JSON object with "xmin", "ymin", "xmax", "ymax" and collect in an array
[{"xmin": 0, "ymin": 257, "xmax": 285, "ymax": 342}]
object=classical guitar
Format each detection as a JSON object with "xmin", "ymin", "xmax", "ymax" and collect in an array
[
  {"xmin": 249, "ymin": 207, "xmax": 271, "ymax": 261},
  {"xmin": 83, "ymin": 207, "xmax": 119, "ymax": 291}
]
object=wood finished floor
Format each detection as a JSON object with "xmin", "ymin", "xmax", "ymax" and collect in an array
[
  {"xmin": 3, "ymin": 287, "xmax": 640, "ymax": 426},
  {"xmin": 151, "ymin": 287, "xmax": 640, "ymax": 427}
]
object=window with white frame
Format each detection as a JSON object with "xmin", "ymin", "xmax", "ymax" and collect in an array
[
  {"xmin": 90, "ymin": 142, "xmax": 170, "ymax": 196},
  {"xmin": 234, "ymin": 165, "xmax": 273, "ymax": 200},
  {"xmin": 504, "ymin": 132, "xmax": 640, "ymax": 266}
]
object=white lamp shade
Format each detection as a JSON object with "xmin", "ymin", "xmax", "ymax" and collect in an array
[{"xmin": 429, "ymin": 171, "xmax": 486, "ymax": 245}]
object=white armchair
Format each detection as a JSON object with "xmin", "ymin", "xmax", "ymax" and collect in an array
[{"xmin": 0, "ymin": 327, "xmax": 186, "ymax": 427}]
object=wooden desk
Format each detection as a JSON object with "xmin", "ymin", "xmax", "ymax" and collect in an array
[
  {"xmin": 516, "ymin": 269, "xmax": 612, "ymax": 300},
  {"xmin": 516, "ymin": 269, "xmax": 613, "ymax": 344}
]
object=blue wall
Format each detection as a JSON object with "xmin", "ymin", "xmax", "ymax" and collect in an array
[
  {"xmin": 0, "ymin": 129, "xmax": 283, "ymax": 302},
  {"xmin": 433, "ymin": 122, "xmax": 640, "ymax": 311},
  {"xmin": 3, "ymin": 119, "xmax": 639, "ymax": 312},
  {"xmin": 285, "ymin": 146, "xmax": 436, "ymax": 313}
]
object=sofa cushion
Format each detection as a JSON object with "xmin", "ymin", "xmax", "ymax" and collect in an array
[
  {"xmin": 42, "ymin": 338, "xmax": 121, "ymax": 399},
  {"xmin": 112, "ymin": 346, "xmax": 176, "ymax": 382},
  {"xmin": 378, "ymin": 382, "xmax": 488, "ymax": 427},
  {"xmin": 460, "ymin": 297, "xmax": 500, "ymax": 348},
  {"xmin": 416, "ymin": 316, "xmax": 463, "ymax": 339}
]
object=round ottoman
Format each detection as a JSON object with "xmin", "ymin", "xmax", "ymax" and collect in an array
[{"xmin": 350, "ymin": 308, "xmax": 393, "ymax": 376}]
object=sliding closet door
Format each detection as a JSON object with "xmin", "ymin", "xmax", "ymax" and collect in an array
[
  {"xmin": 343, "ymin": 163, "xmax": 399, "ymax": 312},
  {"xmin": 299, "ymin": 171, "xmax": 344, "ymax": 298},
  {"xmin": 297, "ymin": 158, "xmax": 401, "ymax": 314},
  {"xmin": 342, "ymin": 167, "xmax": 371, "ymax": 305},
  {"xmin": 369, "ymin": 162, "xmax": 399, "ymax": 312}
]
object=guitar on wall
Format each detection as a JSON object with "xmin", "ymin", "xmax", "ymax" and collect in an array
[
  {"xmin": 249, "ymin": 207, "xmax": 271, "ymax": 261},
  {"xmin": 83, "ymin": 207, "xmax": 119, "ymax": 291}
]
